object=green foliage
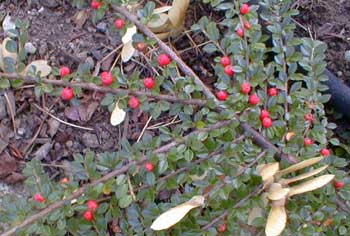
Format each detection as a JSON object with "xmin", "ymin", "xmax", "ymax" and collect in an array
[{"xmin": 1, "ymin": 0, "xmax": 349, "ymax": 236}]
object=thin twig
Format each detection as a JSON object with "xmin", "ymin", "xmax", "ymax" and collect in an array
[
  {"xmin": 32, "ymin": 104, "xmax": 94, "ymax": 131},
  {"xmin": 202, "ymin": 184, "xmax": 264, "ymax": 230},
  {"xmin": 3, "ymin": 91, "xmax": 16, "ymax": 133},
  {"xmin": 112, "ymin": 6, "xmax": 296, "ymax": 164},
  {"xmin": 0, "ymin": 73, "xmax": 207, "ymax": 107},
  {"xmin": 0, "ymin": 119, "xmax": 235, "ymax": 236}
]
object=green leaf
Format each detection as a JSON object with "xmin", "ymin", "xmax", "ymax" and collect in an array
[
  {"xmin": 119, "ymin": 195, "xmax": 133, "ymax": 208},
  {"xmin": 0, "ymin": 79, "xmax": 10, "ymax": 88},
  {"xmin": 5, "ymin": 39, "xmax": 17, "ymax": 53},
  {"xmin": 206, "ymin": 22, "xmax": 220, "ymax": 41}
]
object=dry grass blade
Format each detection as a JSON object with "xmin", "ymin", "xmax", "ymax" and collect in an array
[
  {"xmin": 278, "ymin": 165, "xmax": 329, "ymax": 186},
  {"xmin": 265, "ymin": 203, "xmax": 287, "ymax": 236},
  {"xmin": 151, "ymin": 196, "xmax": 204, "ymax": 231},
  {"xmin": 288, "ymin": 174, "xmax": 335, "ymax": 197},
  {"xmin": 277, "ymin": 156, "xmax": 324, "ymax": 177}
]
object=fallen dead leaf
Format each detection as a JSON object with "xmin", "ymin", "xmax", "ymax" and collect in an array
[{"xmin": 151, "ymin": 195, "xmax": 205, "ymax": 231}]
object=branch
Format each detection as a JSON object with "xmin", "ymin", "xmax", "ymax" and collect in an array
[
  {"xmin": 202, "ymin": 184, "xmax": 264, "ymax": 230},
  {"xmin": 0, "ymin": 73, "xmax": 207, "ymax": 107},
  {"xmin": 112, "ymin": 6, "xmax": 215, "ymax": 100},
  {"xmin": 112, "ymin": 6, "xmax": 296, "ymax": 164},
  {"xmin": 0, "ymin": 119, "xmax": 234, "ymax": 236}
]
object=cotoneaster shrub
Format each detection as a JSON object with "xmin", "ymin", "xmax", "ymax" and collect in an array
[{"xmin": 0, "ymin": 0, "xmax": 349, "ymax": 236}]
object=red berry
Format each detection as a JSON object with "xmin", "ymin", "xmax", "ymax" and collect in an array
[
  {"xmin": 248, "ymin": 94, "xmax": 260, "ymax": 105},
  {"xmin": 114, "ymin": 18, "xmax": 125, "ymax": 30},
  {"xmin": 262, "ymin": 117, "xmax": 272, "ymax": 128},
  {"xmin": 34, "ymin": 193, "xmax": 45, "ymax": 203},
  {"xmin": 268, "ymin": 88, "xmax": 278, "ymax": 97},
  {"xmin": 304, "ymin": 138, "xmax": 312, "ymax": 146},
  {"xmin": 243, "ymin": 21, "xmax": 251, "ymax": 30},
  {"xmin": 217, "ymin": 223, "xmax": 227, "ymax": 233},
  {"xmin": 60, "ymin": 87, "xmax": 74, "ymax": 101},
  {"xmin": 157, "ymin": 54, "xmax": 171, "ymax": 67},
  {"xmin": 333, "ymin": 181, "xmax": 344, "ymax": 189},
  {"xmin": 240, "ymin": 3, "xmax": 250, "ymax": 15},
  {"xmin": 241, "ymin": 82, "xmax": 251, "ymax": 94},
  {"xmin": 87, "ymin": 200, "xmax": 98, "ymax": 211},
  {"xmin": 304, "ymin": 113, "xmax": 314, "ymax": 122},
  {"xmin": 60, "ymin": 178, "xmax": 69, "ymax": 184},
  {"xmin": 220, "ymin": 56, "xmax": 231, "ymax": 67},
  {"xmin": 143, "ymin": 77, "xmax": 155, "ymax": 89},
  {"xmin": 144, "ymin": 162, "xmax": 154, "ymax": 172},
  {"xmin": 216, "ymin": 91, "xmax": 228, "ymax": 101},
  {"xmin": 224, "ymin": 65, "xmax": 234, "ymax": 76},
  {"xmin": 90, "ymin": 0, "xmax": 101, "ymax": 9},
  {"xmin": 128, "ymin": 96, "xmax": 140, "ymax": 109},
  {"xmin": 83, "ymin": 210, "xmax": 94, "ymax": 221},
  {"xmin": 320, "ymin": 148, "xmax": 330, "ymax": 157},
  {"xmin": 100, "ymin": 71, "xmax": 113, "ymax": 86},
  {"xmin": 59, "ymin": 66, "xmax": 70, "ymax": 77},
  {"xmin": 236, "ymin": 28, "xmax": 244, "ymax": 38},
  {"xmin": 260, "ymin": 109, "xmax": 269, "ymax": 120}
]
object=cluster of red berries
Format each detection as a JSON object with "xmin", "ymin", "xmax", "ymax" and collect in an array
[
  {"xmin": 83, "ymin": 200, "xmax": 99, "ymax": 221},
  {"xmin": 235, "ymin": 3, "xmax": 251, "ymax": 38},
  {"xmin": 220, "ymin": 55, "xmax": 234, "ymax": 77},
  {"xmin": 260, "ymin": 109, "xmax": 272, "ymax": 128}
]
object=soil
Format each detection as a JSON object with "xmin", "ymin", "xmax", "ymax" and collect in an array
[
  {"xmin": 295, "ymin": 0, "xmax": 350, "ymax": 82},
  {"xmin": 0, "ymin": 0, "xmax": 349, "ymax": 199}
]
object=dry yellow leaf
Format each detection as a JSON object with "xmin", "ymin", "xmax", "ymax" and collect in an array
[
  {"xmin": 265, "ymin": 203, "xmax": 287, "ymax": 236},
  {"xmin": 277, "ymin": 156, "xmax": 324, "ymax": 177},
  {"xmin": 122, "ymin": 26, "xmax": 137, "ymax": 44},
  {"xmin": 267, "ymin": 183, "xmax": 290, "ymax": 201},
  {"xmin": 168, "ymin": 0, "xmax": 190, "ymax": 27},
  {"xmin": 110, "ymin": 102, "xmax": 126, "ymax": 126},
  {"xmin": 278, "ymin": 165, "xmax": 329, "ymax": 186},
  {"xmin": 150, "ymin": 195, "xmax": 205, "ymax": 231},
  {"xmin": 153, "ymin": 6, "xmax": 172, "ymax": 14},
  {"xmin": 22, "ymin": 60, "xmax": 52, "ymax": 77},
  {"xmin": 121, "ymin": 41, "xmax": 136, "ymax": 63},
  {"xmin": 147, "ymin": 13, "xmax": 171, "ymax": 33},
  {"xmin": 288, "ymin": 174, "xmax": 334, "ymax": 197},
  {"xmin": 257, "ymin": 162, "xmax": 280, "ymax": 182}
]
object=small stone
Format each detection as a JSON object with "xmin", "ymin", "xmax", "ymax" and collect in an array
[
  {"xmin": 82, "ymin": 132, "xmax": 99, "ymax": 148},
  {"xmin": 17, "ymin": 128, "xmax": 26, "ymax": 137},
  {"xmin": 24, "ymin": 42, "xmax": 37, "ymax": 54},
  {"xmin": 344, "ymin": 50, "xmax": 350, "ymax": 62},
  {"xmin": 65, "ymin": 140, "xmax": 73, "ymax": 148},
  {"xmin": 96, "ymin": 22, "xmax": 107, "ymax": 33},
  {"xmin": 39, "ymin": 42, "xmax": 48, "ymax": 56},
  {"xmin": 337, "ymin": 71, "xmax": 343, "ymax": 77}
]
